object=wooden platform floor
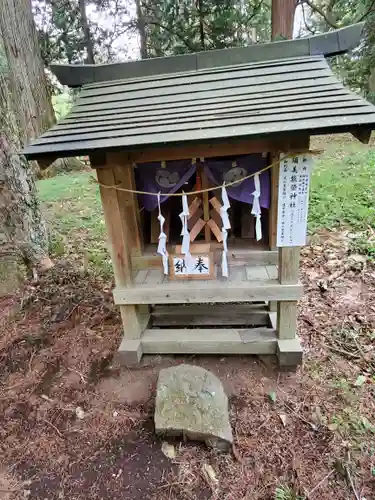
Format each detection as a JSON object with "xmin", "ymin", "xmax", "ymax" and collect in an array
[
  {"xmin": 136, "ymin": 263, "xmax": 278, "ymax": 285},
  {"xmin": 113, "ymin": 264, "xmax": 303, "ymax": 305}
]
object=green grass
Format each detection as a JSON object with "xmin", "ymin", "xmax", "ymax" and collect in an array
[
  {"xmin": 36, "ymin": 137, "xmax": 375, "ymax": 274},
  {"xmin": 309, "ymin": 143, "xmax": 375, "ymax": 232},
  {"xmin": 37, "ymin": 172, "xmax": 111, "ymax": 276}
]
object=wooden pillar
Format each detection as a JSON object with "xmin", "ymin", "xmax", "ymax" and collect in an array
[
  {"xmin": 277, "ymin": 246, "xmax": 302, "ymax": 367},
  {"xmin": 96, "ymin": 164, "xmax": 145, "ymax": 364},
  {"xmin": 269, "ymin": 152, "xmax": 279, "ymax": 250},
  {"xmin": 112, "ymin": 162, "xmax": 143, "ymax": 255}
]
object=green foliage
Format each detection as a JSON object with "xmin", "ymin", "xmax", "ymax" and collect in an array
[
  {"xmin": 309, "ymin": 144, "xmax": 375, "ymax": 233},
  {"xmin": 32, "ymin": 0, "xmax": 132, "ymax": 65},
  {"xmin": 142, "ymin": 0, "xmax": 271, "ymax": 58},
  {"xmin": 302, "ymin": 0, "xmax": 375, "ymax": 96},
  {"xmin": 37, "ymin": 172, "xmax": 110, "ymax": 276},
  {"xmin": 52, "ymin": 92, "xmax": 73, "ymax": 119},
  {"xmin": 274, "ymin": 486, "xmax": 305, "ymax": 500}
]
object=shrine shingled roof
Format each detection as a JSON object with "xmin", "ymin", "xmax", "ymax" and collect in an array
[{"xmin": 24, "ymin": 24, "xmax": 375, "ymax": 160}]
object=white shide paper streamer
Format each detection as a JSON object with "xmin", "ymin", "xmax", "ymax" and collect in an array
[
  {"xmin": 220, "ymin": 185, "xmax": 231, "ymax": 278},
  {"xmin": 251, "ymin": 173, "xmax": 262, "ymax": 241},
  {"xmin": 179, "ymin": 193, "xmax": 193, "ymax": 269},
  {"xmin": 156, "ymin": 192, "xmax": 169, "ymax": 274}
]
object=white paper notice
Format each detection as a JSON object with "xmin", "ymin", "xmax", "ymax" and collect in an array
[{"xmin": 277, "ymin": 153, "xmax": 312, "ymax": 247}]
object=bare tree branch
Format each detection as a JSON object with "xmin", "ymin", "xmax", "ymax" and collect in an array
[
  {"xmin": 301, "ymin": 2, "xmax": 316, "ymax": 34},
  {"xmin": 300, "ymin": 0, "xmax": 375, "ymax": 30},
  {"xmin": 357, "ymin": 0, "xmax": 375, "ymax": 22},
  {"xmin": 300, "ymin": 0, "xmax": 339, "ymax": 29},
  {"xmin": 144, "ymin": 18, "xmax": 197, "ymax": 52}
]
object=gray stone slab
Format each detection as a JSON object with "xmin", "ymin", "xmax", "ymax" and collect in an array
[{"xmin": 155, "ymin": 364, "xmax": 232, "ymax": 451}]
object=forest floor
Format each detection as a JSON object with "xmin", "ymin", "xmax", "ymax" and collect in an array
[{"xmin": 1, "ymin": 135, "xmax": 375, "ymax": 500}]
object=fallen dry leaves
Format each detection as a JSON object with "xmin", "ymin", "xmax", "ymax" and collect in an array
[{"xmin": 0, "ymin": 231, "xmax": 374, "ymax": 500}]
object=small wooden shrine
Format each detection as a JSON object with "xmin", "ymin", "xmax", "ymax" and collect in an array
[{"xmin": 25, "ymin": 23, "xmax": 375, "ymax": 366}]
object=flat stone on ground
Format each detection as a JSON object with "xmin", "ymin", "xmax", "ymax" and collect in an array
[{"xmin": 154, "ymin": 364, "xmax": 232, "ymax": 451}]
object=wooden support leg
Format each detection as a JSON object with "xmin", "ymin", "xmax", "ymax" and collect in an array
[
  {"xmin": 95, "ymin": 164, "xmax": 144, "ymax": 365},
  {"xmin": 277, "ymin": 247, "xmax": 302, "ymax": 367},
  {"xmin": 269, "ymin": 301, "xmax": 277, "ymax": 312}
]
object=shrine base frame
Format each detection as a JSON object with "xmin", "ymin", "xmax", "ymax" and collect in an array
[{"xmin": 91, "ymin": 135, "xmax": 308, "ymax": 368}]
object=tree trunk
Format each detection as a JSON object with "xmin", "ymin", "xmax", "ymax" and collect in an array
[
  {"xmin": 0, "ymin": 0, "xmax": 55, "ymax": 146},
  {"xmin": 136, "ymin": 0, "xmax": 148, "ymax": 59},
  {"xmin": 78, "ymin": 0, "xmax": 95, "ymax": 64},
  {"xmin": 271, "ymin": 0, "xmax": 296, "ymax": 40},
  {"xmin": 0, "ymin": 74, "xmax": 52, "ymax": 270},
  {"xmin": 197, "ymin": 0, "xmax": 205, "ymax": 50}
]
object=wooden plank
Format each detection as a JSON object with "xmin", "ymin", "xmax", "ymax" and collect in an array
[
  {"xmin": 189, "ymin": 218, "xmax": 206, "ymax": 242},
  {"xmin": 65, "ymin": 91, "xmax": 356, "ymax": 127},
  {"xmin": 141, "ymin": 328, "xmax": 277, "ymax": 354},
  {"xmin": 112, "ymin": 163, "xmax": 143, "ymax": 254},
  {"xmin": 152, "ymin": 310, "xmax": 269, "ymax": 327},
  {"xmin": 210, "ymin": 207, "xmax": 221, "ymax": 228},
  {"xmin": 95, "ymin": 166, "xmax": 142, "ymax": 340},
  {"xmin": 152, "ymin": 303, "xmax": 268, "ymax": 316},
  {"xmin": 109, "ymin": 137, "xmax": 307, "ymax": 165},
  {"xmin": 265, "ymin": 265, "xmax": 278, "ymax": 280},
  {"xmin": 209, "ymin": 196, "xmax": 222, "ymax": 212},
  {"xmin": 40, "ymin": 99, "xmax": 365, "ymax": 143},
  {"xmin": 278, "ymin": 247, "xmax": 300, "ymax": 284},
  {"xmin": 113, "ymin": 280, "xmax": 303, "ymax": 305},
  {"xmin": 134, "ymin": 269, "xmax": 149, "ymax": 284},
  {"xmin": 188, "ymin": 207, "xmax": 203, "ymax": 231},
  {"xmin": 75, "ymin": 59, "xmax": 327, "ymax": 99},
  {"xmin": 245, "ymin": 266, "xmax": 269, "ymax": 281},
  {"xmin": 56, "ymin": 98, "xmax": 370, "ymax": 136},
  {"xmin": 277, "ymin": 301, "xmax": 297, "ymax": 339},
  {"xmin": 68, "ymin": 88, "xmax": 348, "ymax": 122},
  {"xmin": 227, "ymin": 266, "xmax": 246, "ymax": 282},
  {"xmin": 145, "ymin": 269, "xmax": 164, "ymax": 285},
  {"xmin": 68, "ymin": 86, "xmax": 346, "ymax": 123},
  {"xmin": 132, "ymin": 247, "xmax": 278, "ymax": 270},
  {"xmin": 206, "ymin": 219, "xmax": 222, "ymax": 242},
  {"xmin": 65, "ymin": 70, "xmax": 333, "ymax": 108},
  {"xmin": 65, "ymin": 91, "xmax": 354, "ymax": 127},
  {"xmin": 188, "ymin": 197, "xmax": 201, "ymax": 219}
]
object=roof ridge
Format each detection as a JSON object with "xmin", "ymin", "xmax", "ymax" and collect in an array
[{"xmin": 50, "ymin": 23, "xmax": 364, "ymax": 88}]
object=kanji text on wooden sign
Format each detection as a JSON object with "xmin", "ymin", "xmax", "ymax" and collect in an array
[{"xmin": 277, "ymin": 153, "xmax": 312, "ymax": 247}]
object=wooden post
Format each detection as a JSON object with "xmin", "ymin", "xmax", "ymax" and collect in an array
[
  {"xmin": 277, "ymin": 245, "xmax": 302, "ymax": 366},
  {"xmin": 200, "ymin": 164, "xmax": 211, "ymax": 242},
  {"xmin": 96, "ymin": 165, "xmax": 145, "ymax": 364},
  {"xmin": 111, "ymin": 162, "xmax": 143, "ymax": 255},
  {"xmin": 269, "ymin": 152, "xmax": 279, "ymax": 250}
]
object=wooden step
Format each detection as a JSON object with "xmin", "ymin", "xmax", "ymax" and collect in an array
[
  {"xmin": 141, "ymin": 327, "xmax": 277, "ymax": 354},
  {"xmin": 151, "ymin": 303, "xmax": 270, "ymax": 327},
  {"xmin": 113, "ymin": 280, "xmax": 302, "ymax": 305}
]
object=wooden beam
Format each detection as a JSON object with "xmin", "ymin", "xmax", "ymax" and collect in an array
[
  {"xmin": 151, "ymin": 303, "xmax": 269, "ymax": 327},
  {"xmin": 113, "ymin": 280, "xmax": 303, "ymax": 305},
  {"xmin": 141, "ymin": 327, "xmax": 277, "ymax": 354},
  {"xmin": 36, "ymin": 155, "xmax": 58, "ymax": 170},
  {"xmin": 351, "ymin": 127, "xmax": 372, "ymax": 144},
  {"xmin": 107, "ymin": 136, "xmax": 309, "ymax": 165}
]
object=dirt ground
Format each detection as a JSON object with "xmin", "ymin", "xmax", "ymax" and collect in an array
[{"xmin": 1, "ymin": 230, "xmax": 375, "ymax": 500}]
